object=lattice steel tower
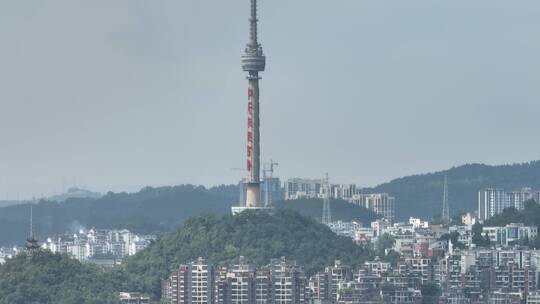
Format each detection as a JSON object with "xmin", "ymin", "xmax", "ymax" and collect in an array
[
  {"xmin": 322, "ymin": 174, "xmax": 332, "ymax": 224},
  {"xmin": 442, "ymin": 174, "xmax": 450, "ymax": 224},
  {"xmin": 26, "ymin": 204, "xmax": 40, "ymax": 253},
  {"xmin": 242, "ymin": 0, "xmax": 266, "ymax": 208}
]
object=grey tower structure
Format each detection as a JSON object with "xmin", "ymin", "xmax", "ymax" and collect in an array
[
  {"xmin": 242, "ymin": 0, "xmax": 266, "ymax": 208},
  {"xmin": 232, "ymin": 0, "xmax": 274, "ymax": 215}
]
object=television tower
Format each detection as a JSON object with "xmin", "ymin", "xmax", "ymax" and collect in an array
[
  {"xmin": 242, "ymin": 0, "xmax": 266, "ymax": 208},
  {"xmin": 322, "ymin": 174, "xmax": 332, "ymax": 225},
  {"xmin": 442, "ymin": 174, "xmax": 450, "ymax": 224}
]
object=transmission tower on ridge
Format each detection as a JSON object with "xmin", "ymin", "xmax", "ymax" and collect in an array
[
  {"xmin": 322, "ymin": 173, "xmax": 332, "ymax": 225},
  {"xmin": 26, "ymin": 204, "xmax": 40, "ymax": 254},
  {"xmin": 442, "ymin": 174, "xmax": 450, "ymax": 224}
]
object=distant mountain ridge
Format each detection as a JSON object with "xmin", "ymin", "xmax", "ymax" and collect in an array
[
  {"xmin": 47, "ymin": 187, "xmax": 102, "ymax": 202},
  {"xmin": 367, "ymin": 160, "xmax": 540, "ymax": 219},
  {"xmin": 0, "ymin": 185, "xmax": 376, "ymax": 246},
  {"xmin": 1, "ymin": 160, "xmax": 539, "ymax": 245}
]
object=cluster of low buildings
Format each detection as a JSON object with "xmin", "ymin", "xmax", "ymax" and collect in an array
[
  {"xmin": 119, "ymin": 292, "xmax": 150, "ymax": 304},
  {"xmin": 327, "ymin": 217, "xmax": 538, "ymax": 249},
  {"xmin": 160, "ymin": 223, "xmax": 540, "ymax": 304},
  {"xmin": 41, "ymin": 228, "xmax": 156, "ymax": 264},
  {"xmin": 313, "ymin": 247, "xmax": 540, "ymax": 304},
  {"xmin": 159, "ymin": 250, "xmax": 540, "ymax": 304},
  {"xmin": 322, "ymin": 212, "xmax": 540, "ymax": 304},
  {"xmin": 0, "ymin": 246, "xmax": 21, "ymax": 264}
]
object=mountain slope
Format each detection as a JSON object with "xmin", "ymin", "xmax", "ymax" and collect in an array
[
  {"xmin": 274, "ymin": 198, "xmax": 379, "ymax": 224},
  {"xmin": 0, "ymin": 185, "xmax": 237, "ymax": 246},
  {"xmin": 368, "ymin": 161, "xmax": 540, "ymax": 219}
]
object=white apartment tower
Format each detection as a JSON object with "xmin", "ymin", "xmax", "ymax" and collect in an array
[
  {"xmin": 191, "ymin": 257, "xmax": 214, "ymax": 304},
  {"xmin": 361, "ymin": 193, "xmax": 396, "ymax": 222},
  {"xmin": 478, "ymin": 189, "xmax": 509, "ymax": 221},
  {"xmin": 478, "ymin": 188, "xmax": 538, "ymax": 221}
]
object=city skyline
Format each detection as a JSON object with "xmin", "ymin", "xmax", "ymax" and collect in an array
[{"xmin": 2, "ymin": 1, "xmax": 540, "ymax": 198}]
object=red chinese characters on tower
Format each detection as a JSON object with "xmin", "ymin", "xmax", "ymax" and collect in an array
[{"xmin": 246, "ymin": 87, "xmax": 254, "ymax": 172}]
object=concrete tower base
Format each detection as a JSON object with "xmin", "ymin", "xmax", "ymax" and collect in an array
[{"xmin": 231, "ymin": 206, "xmax": 274, "ymax": 215}]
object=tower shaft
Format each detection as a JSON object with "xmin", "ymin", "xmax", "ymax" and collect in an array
[
  {"xmin": 242, "ymin": 0, "xmax": 265, "ymax": 208},
  {"xmin": 246, "ymin": 77, "xmax": 261, "ymax": 206}
]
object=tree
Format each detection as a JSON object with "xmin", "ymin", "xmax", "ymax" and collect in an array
[
  {"xmin": 471, "ymin": 223, "xmax": 489, "ymax": 247},
  {"xmin": 376, "ymin": 233, "xmax": 396, "ymax": 256},
  {"xmin": 421, "ymin": 284, "xmax": 441, "ymax": 304},
  {"xmin": 0, "ymin": 251, "xmax": 123, "ymax": 304}
]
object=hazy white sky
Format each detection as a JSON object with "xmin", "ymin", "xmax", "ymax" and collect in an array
[{"xmin": 1, "ymin": 1, "xmax": 540, "ymax": 199}]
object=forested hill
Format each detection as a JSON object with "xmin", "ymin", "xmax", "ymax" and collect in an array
[
  {"xmin": 0, "ymin": 251, "xmax": 122, "ymax": 304},
  {"xmin": 0, "ymin": 210, "xmax": 374, "ymax": 303},
  {"xmin": 367, "ymin": 161, "xmax": 540, "ymax": 220},
  {"xmin": 121, "ymin": 210, "xmax": 373, "ymax": 299},
  {"xmin": 0, "ymin": 186, "xmax": 377, "ymax": 246}
]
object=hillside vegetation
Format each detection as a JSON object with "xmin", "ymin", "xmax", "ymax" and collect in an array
[
  {"xmin": 120, "ymin": 210, "xmax": 373, "ymax": 299},
  {"xmin": 0, "ymin": 251, "xmax": 121, "ymax": 304},
  {"xmin": 274, "ymin": 198, "xmax": 379, "ymax": 224},
  {"xmin": 0, "ymin": 185, "xmax": 237, "ymax": 246},
  {"xmin": 368, "ymin": 161, "xmax": 540, "ymax": 219},
  {"xmin": 484, "ymin": 200, "xmax": 540, "ymax": 229},
  {"xmin": 0, "ymin": 210, "xmax": 374, "ymax": 302}
]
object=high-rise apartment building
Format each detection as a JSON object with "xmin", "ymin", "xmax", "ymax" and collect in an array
[
  {"xmin": 360, "ymin": 193, "xmax": 396, "ymax": 222},
  {"xmin": 270, "ymin": 257, "xmax": 307, "ymax": 304},
  {"xmin": 163, "ymin": 258, "xmax": 213, "ymax": 304},
  {"xmin": 508, "ymin": 188, "xmax": 536, "ymax": 211},
  {"xmin": 284, "ymin": 178, "xmax": 324, "ymax": 200},
  {"xmin": 478, "ymin": 189, "xmax": 510, "ymax": 221},
  {"xmin": 164, "ymin": 257, "xmax": 308, "ymax": 304},
  {"xmin": 478, "ymin": 188, "xmax": 539, "ymax": 221},
  {"xmin": 191, "ymin": 258, "xmax": 214, "ymax": 304}
]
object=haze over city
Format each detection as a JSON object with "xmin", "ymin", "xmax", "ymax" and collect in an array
[{"xmin": 2, "ymin": 0, "xmax": 540, "ymax": 199}]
